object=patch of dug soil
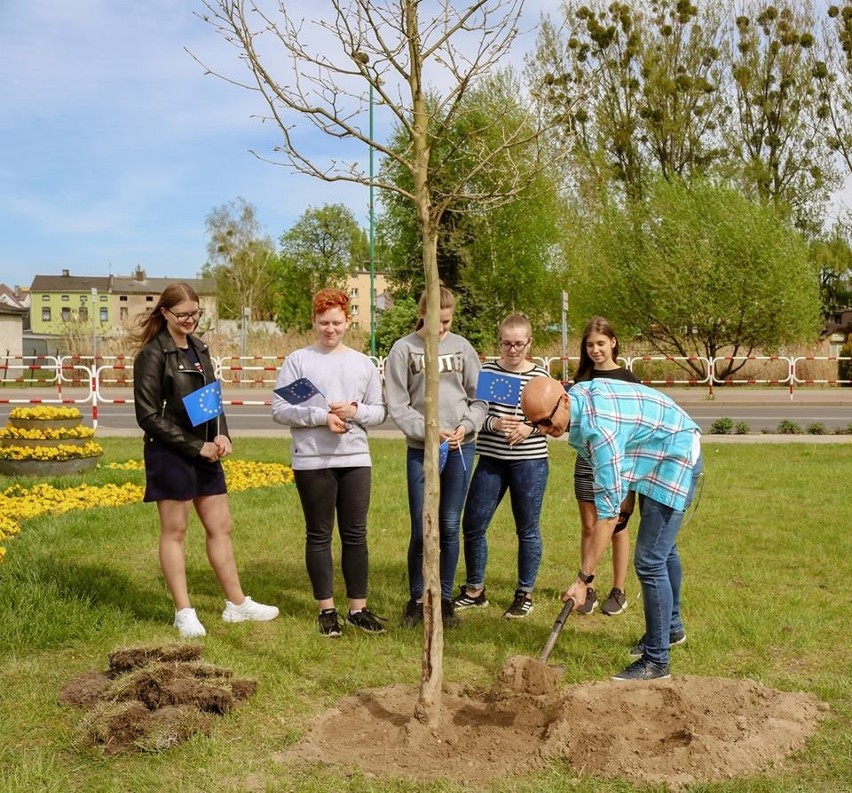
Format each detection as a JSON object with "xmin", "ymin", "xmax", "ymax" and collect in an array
[
  {"xmin": 59, "ymin": 644, "xmax": 257, "ymax": 755},
  {"xmin": 278, "ymin": 676, "xmax": 828, "ymax": 790}
]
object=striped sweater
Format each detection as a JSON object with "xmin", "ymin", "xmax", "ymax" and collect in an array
[{"xmin": 476, "ymin": 361, "xmax": 550, "ymax": 460}]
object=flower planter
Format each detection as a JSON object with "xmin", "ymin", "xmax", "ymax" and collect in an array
[
  {"xmin": 8, "ymin": 417, "xmax": 82, "ymax": 431},
  {"xmin": 0, "ymin": 456, "xmax": 102, "ymax": 477},
  {"xmin": 0, "ymin": 436, "xmax": 89, "ymax": 448}
]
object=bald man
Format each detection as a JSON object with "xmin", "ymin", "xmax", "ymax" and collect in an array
[{"xmin": 521, "ymin": 376, "xmax": 702, "ymax": 681}]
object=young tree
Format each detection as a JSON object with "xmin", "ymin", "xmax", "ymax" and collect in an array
[
  {"xmin": 202, "ymin": 198, "xmax": 278, "ymax": 320},
  {"xmin": 193, "ymin": 0, "xmax": 562, "ymax": 725}
]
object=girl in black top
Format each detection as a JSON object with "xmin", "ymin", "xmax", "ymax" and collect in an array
[
  {"xmin": 571, "ymin": 316, "xmax": 640, "ymax": 617},
  {"xmin": 132, "ymin": 282, "xmax": 278, "ymax": 638}
]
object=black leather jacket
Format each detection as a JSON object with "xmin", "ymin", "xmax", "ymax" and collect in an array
[{"xmin": 133, "ymin": 329, "xmax": 230, "ymax": 457}]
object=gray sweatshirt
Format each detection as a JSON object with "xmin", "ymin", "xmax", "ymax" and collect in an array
[
  {"xmin": 384, "ymin": 331, "xmax": 487, "ymax": 449},
  {"xmin": 271, "ymin": 346, "xmax": 387, "ymax": 470}
]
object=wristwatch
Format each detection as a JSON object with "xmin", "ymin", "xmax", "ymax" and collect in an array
[{"xmin": 577, "ymin": 570, "xmax": 595, "ymax": 585}]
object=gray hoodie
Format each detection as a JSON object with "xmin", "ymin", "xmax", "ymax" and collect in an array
[{"xmin": 384, "ymin": 331, "xmax": 487, "ymax": 449}]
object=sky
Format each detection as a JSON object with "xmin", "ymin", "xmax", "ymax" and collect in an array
[
  {"xmin": 1, "ymin": 1, "xmax": 849, "ymax": 293},
  {"xmin": 0, "ymin": 0, "xmax": 554, "ymax": 291}
]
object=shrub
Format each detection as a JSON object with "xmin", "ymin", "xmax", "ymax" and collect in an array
[
  {"xmin": 839, "ymin": 339, "xmax": 852, "ymax": 386},
  {"xmin": 806, "ymin": 422, "xmax": 828, "ymax": 435},
  {"xmin": 733, "ymin": 421, "xmax": 751, "ymax": 435},
  {"xmin": 776, "ymin": 419, "xmax": 802, "ymax": 435},
  {"xmin": 710, "ymin": 417, "xmax": 734, "ymax": 434}
]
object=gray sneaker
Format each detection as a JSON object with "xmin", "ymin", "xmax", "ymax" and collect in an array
[
  {"xmin": 612, "ymin": 657, "xmax": 671, "ymax": 681},
  {"xmin": 629, "ymin": 629, "xmax": 686, "ymax": 657},
  {"xmin": 573, "ymin": 587, "xmax": 598, "ymax": 615},
  {"xmin": 600, "ymin": 587, "xmax": 628, "ymax": 616}
]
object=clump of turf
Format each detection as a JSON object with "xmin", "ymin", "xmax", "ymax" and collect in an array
[{"xmin": 60, "ymin": 644, "xmax": 257, "ymax": 755}]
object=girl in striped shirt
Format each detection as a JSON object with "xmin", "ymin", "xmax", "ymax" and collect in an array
[{"xmin": 453, "ymin": 314, "xmax": 551, "ymax": 619}]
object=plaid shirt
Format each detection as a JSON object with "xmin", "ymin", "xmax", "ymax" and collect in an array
[{"xmin": 567, "ymin": 380, "xmax": 701, "ymax": 518}]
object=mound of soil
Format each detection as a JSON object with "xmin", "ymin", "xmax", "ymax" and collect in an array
[
  {"xmin": 59, "ymin": 644, "xmax": 257, "ymax": 755},
  {"xmin": 278, "ymin": 676, "xmax": 827, "ymax": 790}
]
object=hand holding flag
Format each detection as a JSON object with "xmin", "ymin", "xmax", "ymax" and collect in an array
[{"xmin": 182, "ymin": 380, "xmax": 224, "ymax": 427}]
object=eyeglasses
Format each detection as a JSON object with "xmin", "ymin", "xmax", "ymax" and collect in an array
[
  {"xmin": 527, "ymin": 395, "xmax": 563, "ymax": 428},
  {"xmin": 500, "ymin": 339, "xmax": 530, "ymax": 351},
  {"xmin": 166, "ymin": 309, "xmax": 204, "ymax": 323}
]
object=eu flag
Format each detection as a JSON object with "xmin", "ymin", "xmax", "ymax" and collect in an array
[
  {"xmin": 274, "ymin": 377, "xmax": 324, "ymax": 405},
  {"xmin": 439, "ymin": 440, "xmax": 449, "ymax": 473},
  {"xmin": 475, "ymin": 370, "xmax": 522, "ymax": 406},
  {"xmin": 182, "ymin": 380, "xmax": 224, "ymax": 427}
]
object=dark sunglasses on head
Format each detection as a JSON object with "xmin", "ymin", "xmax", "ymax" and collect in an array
[{"xmin": 527, "ymin": 395, "xmax": 563, "ymax": 428}]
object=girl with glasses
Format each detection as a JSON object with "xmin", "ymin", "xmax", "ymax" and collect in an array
[
  {"xmin": 132, "ymin": 282, "xmax": 278, "ymax": 638},
  {"xmin": 453, "ymin": 314, "xmax": 551, "ymax": 619}
]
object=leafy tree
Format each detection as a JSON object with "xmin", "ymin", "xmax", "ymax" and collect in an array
[
  {"xmin": 378, "ymin": 71, "xmax": 564, "ymax": 348},
  {"xmin": 273, "ymin": 204, "xmax": 369, "ymax": 331},
  {"xmin": 567, "ymin": 178, "xmax": 821, "ymax": 379},
  {"xmin": 202, "ymin": 198, "xmax": 278, "ymax": 320},
  {"xmin": 811, "ymin": 227, "xmax": 852, "ymax": 317}
]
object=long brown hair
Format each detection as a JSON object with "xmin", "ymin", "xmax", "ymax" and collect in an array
[
  {"xmin": 130, "ymin": 282, "xmax": 200, "ymax": 350},
  {"xmin": 575, "ymin": 316, "xmax": 620, "ymax": 382},
  {"xmin": 414, "ymin": 285, "xmax": 456, "ymax": 331}
]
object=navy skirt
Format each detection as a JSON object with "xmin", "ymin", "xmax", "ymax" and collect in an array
[{"xmin": 143, "ymin": 440, "xmax": 227, "ymax": 502}]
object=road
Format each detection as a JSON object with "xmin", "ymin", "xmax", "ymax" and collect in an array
[{"xmin": 1, "ymin": 386, "xmax": 850, "ymax": 436}]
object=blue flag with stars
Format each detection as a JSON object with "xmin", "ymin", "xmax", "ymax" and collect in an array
[
  {"xmin": 439, "ymin": 440, "xmax": 449, "ymax": 473},
  {"xmin": 274, "ymin": 377, "xmax": 324, "ymax": 405},
  {"xmin": 475, "ymin": 370, "xmax": 523, "ymax": 406},
  {"xmin": 182, "ymin": 380, "xmax": 224, "ymax": 427}
]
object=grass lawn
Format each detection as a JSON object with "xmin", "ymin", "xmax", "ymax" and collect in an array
[{"xmin": 1, "ymin": 437, "xmax": 851, "ymax": 792}]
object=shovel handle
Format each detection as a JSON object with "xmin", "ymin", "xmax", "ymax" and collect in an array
[{"xmin": 538, "ymin": 599, "xmax": 574, "ymax": 663}]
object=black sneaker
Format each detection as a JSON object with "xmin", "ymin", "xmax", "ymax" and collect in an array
[
  {"xmin": 318, "ymin": 608, "xmax": 342, "ymax": 638},
  {"xmin": 402, "ymin": 598, "xmax": 423, "ymax": 627},
  {"xmin": 452, "ymin": 585, "xmax": 489, "ymax": 610},
  {"xmin": 574, "ymin": 587, "xmax": 598, "ymax": 615},
  {"xmin": 600, "ymin": 587, "xmax": 628, "ymax": 616},
  {"xmin": 629, "ymin": 629, "xmax": 686, "ymax": 657},
  {"xmin": 612, "ymin": 657, "xmax": 671, "ymax": 681},
  {"xmin": 441, "ymin": 598, "xmax": 459, "ymax": 628},
  {"xmin": 347, "ymin": 608, "xmax": 387, "ymax": 634},
  {"xmin": 503, "ymin": 590, "xmax": 534, "ymax": 619}
]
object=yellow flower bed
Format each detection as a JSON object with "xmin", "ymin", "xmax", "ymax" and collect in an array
[
  {"xmin": 0, "ymin": 442, "xmax": 104, "ymax": 461},
  {"xmin": 9, "ymin": 406, "xmax": 82, "ymax": 420},
  {"xmin": 0, "ymin": 425, "xmax": 95, "ymax": 441},
  {"xmin": 0, "ymin": 459, "xmax": 293, "ymax": 563}
]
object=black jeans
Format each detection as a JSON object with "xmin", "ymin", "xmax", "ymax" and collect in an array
[{"xmin": 294, "ymin": 466, "xmax": 372, "ymax": 602}]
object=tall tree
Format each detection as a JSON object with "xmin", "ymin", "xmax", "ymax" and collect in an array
[
  {"xmin": 566, "ymin": 178, "xmax": 821, "ymax": 379},
  {"xmin": 194, "ymin": 0, "xmax": 562, "ymax": 726},
  {"xmin": 378, "ymin": 71, "xmax": 564, "ymax": 349},
  {"xmin": 528, "ymin": 0, "xmax": 728, "ymax": 198},
  {"xmin": 202, "ymin": 198, "xmax": 278, "ymax": 320},
  {"xmin": 726, "ymin": 4, "xmax": 838, "ymax": 231}
]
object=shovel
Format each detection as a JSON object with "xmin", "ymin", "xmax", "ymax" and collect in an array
[{"xmin": 497, "ymin": 599, "xmax": 574, "ymax": 695}]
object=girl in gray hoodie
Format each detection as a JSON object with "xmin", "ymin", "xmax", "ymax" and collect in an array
[{"xmin": 384, "ymin": 286, "xmax": 487, "ymax": 628}]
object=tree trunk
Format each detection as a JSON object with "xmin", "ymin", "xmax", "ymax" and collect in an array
[{"xmin": 410, "ymin": 63, "xmax": 444, "ymax": 727}]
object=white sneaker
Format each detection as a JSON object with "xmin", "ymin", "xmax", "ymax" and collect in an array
[
  {"xmin": 174, "ymin": 607, "xmax": 206, "ymax": 638},
  {"xmin": 222, "ymin": 596, "xmax": 279, "ymax": 623}
]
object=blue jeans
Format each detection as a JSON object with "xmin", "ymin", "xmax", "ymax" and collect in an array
[
  {"xmin": 461, "ymin": 455, "xmax": 549, "ymax": 593},
  {"xmin": 406, "ymin": 443, "xmax": 475, "ymax": 600},
  {"xmin": 634, "ymin": 454, "xmax": 703, "ymax": 667}
]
